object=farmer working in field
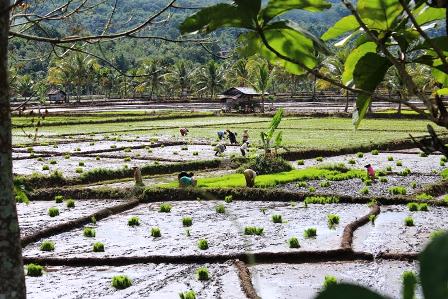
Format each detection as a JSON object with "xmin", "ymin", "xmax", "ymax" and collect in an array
[
  {"xmin": 214, "ymin": 142, "xmax": 226, "ymax": 156},
  {"xmin": 240, "ymin": 141, "xmax": 249, "ymax": 157},
  {"xmin": 365, "ymin": 164, "xmax": 376, "ymax": 180},
  {"xmin": 178, "ymin": 172, "xmax": 197, "ymax": 188},
  {"xmin": 226, "ymin": 129, "xmax": 237, "ymax": 144},
  {"xmin": 180, "ymin": 128, "xmax": 189, "ymax": 136},
  {"xmin": 244, "ymin": 169, "xmax": 257, "ymax": 187},
  {"xmin": 242, "ymin": 129, "xmax": 249, "ymax": 143},
  {"xmin": 217, "ymin": 130, "xmax": 226, "ymax": 140}
]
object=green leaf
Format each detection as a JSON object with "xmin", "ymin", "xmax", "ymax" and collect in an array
[
  {"xmin": 179, "ymin": 3, "xmax": 255, "ymax": 34},
  {"xmin": 358, "ymin": 0, "xmax": 403, "ymax": 31},
  {"xmin": 322, "ymin": 15, "xmax": 359, "ymax": 41},
  {"xmin": 315, "ymin": 283, "xmax": 389, "ymax": 299},
  {"xmin": 414, "ymin": 4, "xmax": 446, "ymax": 26},
  {"xmin": 262, "ymin": 0, "xmax": 331, "ymax": 23},
  {"xmin": 353, "ymin": 53, "xmax": 392, "ymax": 128},
  {"xmin": 436, "ymin": 88, "xmax": 448, "ymax": 96},
  {"xmin": 342, "ymin": 42, "xmax": 377, "ymax": 85},
  {"xmin": 234, "ymin": 0, "xmax": 261, "ymax": 18},
  {"xmin": 420, "ymin": 233, "xmax": 448, "ymax": 299},
  {"xmin": 432, "ymin": 59, "xmax": 448, "ymax": 87}
]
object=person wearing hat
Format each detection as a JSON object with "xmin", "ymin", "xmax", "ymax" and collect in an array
[
  {"xmin": 240, "ymin": 141, "xmax": 249, "ymax": 157},
  {"xmin": 244, "ymin": 169, "xmax": 257, "ymax": 187},
  {"xmin": 242, "ymin": 129, "xmax": 249, "ymax": 143},
  {"xmin": 132, "ymin": 166, "xmax": 143, "ymax": 186}
]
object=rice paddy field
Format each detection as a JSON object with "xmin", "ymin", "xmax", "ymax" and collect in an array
[{"xmin": 13, "ymin": 112, "xmax": 448, "ymax": 299}]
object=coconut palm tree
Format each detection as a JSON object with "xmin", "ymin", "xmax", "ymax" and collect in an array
[
  {"xmin": 195, "ymin": 60, "xmax": 226, "ymax": 100},
  {"xmin": 251, "ymin": 61, "xmax": 273, "ymax": 113},
  {"xmin": 165, "ymin": 61, "xmax": 194, "ymax": 99}
]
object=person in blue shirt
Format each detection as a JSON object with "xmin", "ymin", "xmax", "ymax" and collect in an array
[
  {"xmin": 178, "ymin": 172, "xmax": 196, "ymax": 187},
  {"xmin": 217, "ymin": 130, "xmax": 226, "ymax": 140}
]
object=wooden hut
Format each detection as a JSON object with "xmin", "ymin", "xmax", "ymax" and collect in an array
[
  {"xmin": 220, "ymin": 87, "xmax": 265, "ymax": 113},
  {"xmin": 47, "ymin": 89, "xmax": 67, "ymax": 103}
]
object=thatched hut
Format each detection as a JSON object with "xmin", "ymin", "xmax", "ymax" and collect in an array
[
  {"xmin": 220, "ymin": 87, "xmax": 265, "ymax": 113},
  {"xmin": 47, "ymin": 89, "xmax": 67, "ymax": 103}
]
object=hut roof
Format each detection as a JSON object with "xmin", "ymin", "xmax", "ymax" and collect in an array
[{"xmin": 222, "ymin": 87, "xmax": 266, "ymax": 97}]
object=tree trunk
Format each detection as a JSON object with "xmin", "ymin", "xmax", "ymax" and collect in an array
[
  {"xmin": 0, "ymin": 1, "xmax": 26, "ymax": 297},
  {"xmin": 344, "ymin": 92, "xmax": 349, "ymax": 113},
  {"xmin": 261, "ymin": 94, "xmax": 265, "ymax": 113},
  {"xmin": 398, "ymin": 93, "xmax": 402, "ymax": 115}
]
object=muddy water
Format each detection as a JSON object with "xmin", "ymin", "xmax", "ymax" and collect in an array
[
  {"xmin": 353, "ymin": 205, "xmax": 448, "ymax": 254},
  {"xmin": 251, "ymin": 260, "xmax": 420, "ymax": 299},
  {"xmin": 26, "ymin": 262, "xmax": 244, "ymax": 299},
  {"xmin": 281, "ymin": 174, "xmax": 437, "ymax": 198},
  {"xmin": 293, "ymin": 151, "xmax": 445, "ymax": 176},
  {"xmin": 18, "ymin": 199, "xmax": 126, "ymax": 237},
  {"xmin": 22, "ymin": 202, "xmax": 370, "ymax": 258}
]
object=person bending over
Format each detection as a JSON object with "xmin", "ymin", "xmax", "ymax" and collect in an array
[
  {"xmin": 180, "ymin": 128, "xmax": 189, "ymax": 136},
  {"xmin": 243, "ymin": 169, "xmax": 257, "ymax": 187}
]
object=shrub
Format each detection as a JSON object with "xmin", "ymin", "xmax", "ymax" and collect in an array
[
  {"xmin": 407, "ymin": 202, "xmax": 419, "ymax": 212},
  {"xmin": 404, "ymin": 216, "xmax": 414, "ymax": 226},
  {"xmin": 304, "ymin": 196, "xmax": 339, "ymax": 205},
  {"xmin": 387, "ymin": 156, "xmax": 394, "ymax": 161},
  {"xmin": 272, "ymin": 214, "xmax": 283, "ymax": 223},
  {"xmin": 151, "ymin": 227, "xmax": 161, "ymax": 237},
  {"xmin": 48, "ymin": 207, "xmax": 59, "ymax": 217},
  {"xmin": 75, "ymin": 167, "xmax": 83, "ymax": 174},
  {"xmin": 128, "ymin": 216, "xmax": 140, "ymax": 226},
  {"xmin": 196, "ymin": 267, "xmax": 209, "ymax": 281},
  {"xmin": 297, "ymin": 159, "xmax": 304, "ymax": 165},
  {"xmin": 308, "ymin": 186, "xmax": 316, "ymax": 193},
  {"xmin": 356, "ymin": 152, "xmax": 364, "ymax": 158},
  {"xmin": 348, "ymin": 159, "xmax": 356, "ymax": 165},
  {"xmin": 369, "ymin": 214, "xmax": 377, "ymax": 225},
  {"xmin": 159, "ymin": 203, "xmax": 172, "ymax": 213},
  {"xmin": 224, "ymin": 195, "xmax": 233, "ymax": 203},
  {"xmin": 192, "ymin": 151, "xmax": 199, "ymax": 156},
  {"xmin": 198, "ymin": 239, "xmax": 209, "ymax": 250},
  {"xmin": 40, "ymin": 240, "xmax": 55, "ymax": 251},
  {"xmin": 416, "ymin": 193, "xmax": 433, "ymax": 201},
  {"xmin": 215, "ymin": 204, "xmax": 225, "ymax": 214},
  {"xmin": 182, "ymin": 217, "xmax": 193, "ymax": 227},
  {"xmin": 66, "ymin": 199, "xmax": 75, "ymax": 208},
  {"xmin": 319, "ymin": 180, "xmax": 331, "ymax": 188},
  {"xmin": 359, "ymin": 187, "xmax": 369, "ymax": 195},
  {"xmin": 244, "ymin": 226, "xmax": 264, "ymax": 235},
  {"xmin": 296, "ymin": 181, "xmax": 308, "ymax": 188},
  {"xmin": 304, "ymin": 227, "xmax": 317, "ymax": 238},
  {"xmin": 418, "ymin": 203, "xmax": 429, "ymax": 211},
  {"xmin": 316, "ymin": 157, "xmax": 324, "ymax": 162},
  {"xmin": 26, "ymin": 264, "xmax": 43, "ymax": 277},
  {"xmin": 239, "ymin": 155, "xmax": 292, "ymax": 175},
  {"xmin": 371, "ymin": 149, "xmax": 379, "ymax": 155},
  {"xmin": 288, "ymin": 237, "xmax": 300, "ymax": 248},
  {"xmin": 396, "ymin": 160, "xmax": 403, "ymax": 166},
  {"xmin": 112, "ymin": 275, "xmax": 132, "ymax": 289},
  {"xmin": 323, "ymin": 275, "xmax": 338, "ymax": 289},
  {"xmin": 327, "ymin": 214, "xmax": 340, "ymax": 228},
  {"xmin": 42, "ymin": 165, "xmax": 50, "ymax": 171},
  {"xmin": 179, "ymin": 290, "xmax": 196, "ymax": 299},
  {"xmin": 93, "ymin": 242, "xmax": 105, "ymax": 252},
  {"xmin": 49, "ymin": 160, "xmax": 57, "ymax": 165},
  {"xmin": 83, "ymin": 227, "xmax": 96, "ymax": 237},
  {"xmin": 389, "ymin": 186, "xmax": 407, "ymax": 195},
  {"xmin": 54, "ymin": 195, "xmax": 64, "ymax": 203}
]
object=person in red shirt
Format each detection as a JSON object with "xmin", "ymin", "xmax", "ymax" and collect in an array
[
  {"xmin": 365, "ymin": 164, "xmax": 376, "ymax": 180},
  {"xmin": 180, "ymin": 128, "xmax": 189, "ymax": 136}
]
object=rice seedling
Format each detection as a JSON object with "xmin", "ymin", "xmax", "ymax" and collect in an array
[
  {"xmin": 173, "ymin": 151, "xmax": 179, "ymax": 155},
  {"xmin": 48, "ymin": 207, "xmax": 59, "ymax": 217},
  {"xmin": 380, "ymin": 177, "xmax": 388, "ymax": 183},
  {"xmin": 112, "ymin": 275, "xmax": 132, "ymax": 289},
  {"xmin": 128, "ymin": 216, "xmax": 140, "ymax": 226},
  {"xmin": 83, "ymin": 227, "xmax": 96, "ymax": 237},
  {"xmin": 389, "ymin": 186, "xmax": 407, "ymax": 195},
  {"xmin": 185, "ymin": 229, "xmax": 191, "ymax": 237},
  {"xmin": 54, "ymin": 195, "xmax": 64, "ymax": 203},
  {"xmin": 89, "ymin": 142, "xmax": 95, "ymax": 146},
  {"xmin": 215, "ymin": 204, "xmax": 225, "ymax": 214},
  {"xmin": 272, "ymin": 214, "xmax": 283, "ymax": 223},
  {"xmin": 369, "ymin": 214, "xmax": 377, "ymax": 225},
  {"xmin": 387, "ymin": 156, "xmax": 394, "ymax": 161},
  {"xmin": 288, "ymin": 237, "xmax": 300, "ymax": 248},
  {"xmin": 407, "ymin": 202, "xmax": 419, "ymax": 212},
  {"xmin": 196, "ymin": 267, "xmax": 210, "ymax": 281},
  {"xmin": 124, "ymin": 148, "xmax": 131, "ymax": 153},
  {"xmin": 64, "ymin": 153, "xmax": 71, "ymax": 159},
  {"xmin": 40, "ymin": 240, "xmax": 55, "ymax": 251},
  {"xmin": 260, "ymin": 208, "xmax": 267, "ymax": 214},
  {"xmin": 396, "ymin": 160, "xmax": 403, "ymax": 166},
  {"xmin": 75, "ymin": 167, "xmax": 83, "ymax": 174},
  {"xmin": 49, "ymin": 160, "xmax": 57, "ymax": 165},
  {"xmin": 416, "ymin": 193, "xmax": 433, "ymax": 201},
  {"xmin": 316, "ymin": 157, "xmax": 324, "ymax": 162},
  {"xmin": 151, "ymin": 227, "xmax": 161, "ymax": 237},
  {"xmin": 42, "ymin": 165, "xmax": 50, "ymax": 171},
  {"xmin": 304, "ymin": 196, "xmax": 339, "ymax": 205},
  {"xmin": 93, "ymin": 242, "xmax": 105, "ymax": 252},
  {"xmin": 400, "ymin": 168, "xmax": 411, "ymax": 176},
  {"xmin": 327, "ymin": 214, "xmax": 340, "ymax": 228},
  {"xmin": 359, "ymin": 186, "xmax": 369, "ymax": 195},
  {"xmin": 441, "ymin": 156, "xmax": 448, "ymax": 163},
  {"xmin": 179, "ymin": 290, "xmax": 196, "ymax": 299},
  {"xmin": 224, "ymin": 195, "xmax": 233, "ymax": 203},
  {"xmin": 75, "ymin": 147, "xmax": 81, "ymax": 152},
  {"xmin": 181, "ymin": 146, "xmax": 188, "ymax": 151},
  {"xmin": 26, "ymin": 264, "xmax": 43, "ymax": 277},
  {"xmin": 110, "ymin": 145, "xmax": 117, "ymax": 149},
  {"xmin": 124, "ymin": 157, "xmax": 132, "ymax": 162},
  {"xmin": 386, "ymin": 166, "xmax": 393, "ymax": 172},
  {"xmin": 66, "ymin": 199, "xmax": 75, "ymax": 208},
  {"xmin": 96, "ymin": 156, "xmax": 101, "ymax": 161},
  {"xmin": 296, "ymin": 181, "xmax": 308, "ymax": 188},
  {"xmin": 297, "ymin": 160, "xmax": 305, "ymax": 165},
  {"xmin": 91, "ymin": 216, "xmax": 96, "ymax": 225},
  {"xmin": 410, "ymin": 182, "xmax": 417, "ymax": 189},
  {"xmin": 371, "ymin": 149, "xmax": 379, "ymax": 155},
  {"xmin": 159, "ymin": 203, "xmax": 172, "ymax": 213},
  {"xmin": 182, "ymin": 217, "xmax": 193, "ymax": 227},
  {"xmin": 304, "ymin": 227, "xmax": 317, "ymax": 238},
  {"xmin": 356, "ymin": 152, "xmax": 364, "ymax": 158},
  {"xmin": 244, "ymin": 226, "xmax": 264, "ymax": 235},
  {"xmin": 198, "ymin": 239, "xmax": 209, "ymax": 250},
  {"xmin": 37, "ymin": 157, "xmax": 44, "ymax": 162},
  {"xmin": 420, "ymin": 152, "xmax": 428, "ymax": 157},
  {"xmin": 319, "ymin": 180, "xmax": 331, "ymax": 188},
  {"xmin": 308, "ymin": 186, "xmax": 316, "ymax": 193},
  {"xmin": 348, "ymin": 159, "xmax": 356, "ymax": 165},
  {"xmin": 418, "ymin": 203, "xmax": 429, "ymax": 211},
  {"xmin": 192, "ymin": 151, "xmax": 199, "ymax": 156},
  {"xmin": 404, "ymin": 216, "xmax": 414, "ymax": 226}
]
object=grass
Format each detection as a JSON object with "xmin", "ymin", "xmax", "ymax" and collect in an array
[
  {"xmin": 55, "ymin": 195, "xmax": 64, "ymax": 203},
  {"xmin": 159, "ymin": 203, "xmax": 172, "ymax": 213},
  {"xmin": 389, "ymin": 186, "xmax": 407, "ymax": 195},
  {"xmin": 83, "ymin": 227, "xmax": 96, "ymax": 237},
  {"xmin": 196, "ymin": 267, "xmax": 210, "ymax": 281},
  {"xmin": 272, "ymin": 214, "xmax": 283, "ymax": 223},
  {"xmin": 224, "ymin": 195, "xmax": 233, "ymax": 203},
  {"xmin": 304, "ymin": 227, "xmax": 317, "ymax": 238},
  {"xmin": 323, "ymin": 275, "xmax": 338, "ymax": 289},
  {"xmin": 40, "ymin": 240, "xmax": 55, "ymax": 251},
  {"xmin": 304, "ymin": 196, "xmax": 339, "ymax": 204},
  {"xmin": 215, "ymin": 204, "xmax": 225, "ymax": 214},
  {"xmin": 182, "ymin": 217, "xmax": 193, "ymax": 227},
  {"xmin": 386, "ymin": 166, "xmax": 393, "ymax": 172},
  {"xmin": 112, "ymin": 275, "xmax": 132, "ymax": 289},
  {"xmin": 151, "ymin": 227, "xmax": 161, "ymax": 237},
  {"xmin": 288, "ymin": 237, "xmax": 300, "ymax": 248},
  {"xmin": 26, "ymin": 263, "xmax": 43, "ymax": 277},
  {"xmin": 66, "ymin": 199, "xmax": 75, "ymax": 208},
  {"xmin": 244, "ymin": 226, "xmax": 264, "ymax": 235},
  {"xmin": 48, "ymin": 207, "xmax": 59, "ymax": 217},
  {"xmin": 179, "ymin": 290, "xmax": 196, "ymax": 299},
  {"xmin": 404, "ymin": 216, "xmax": 414, "ymax": 226},
  {"xmin": 411, "ymin": 182, "xmax": 417, "ymax": 189},
  {"xmin": 93, "ymin": 242, "xmax": 105, "ymax": 252},
  {"xmin": 327, "ymin": 214, "xmax": 340, "ymax": 228},
  {"xmin": 198, "ymin": 239, "xmax": 209, "ymax": 250},
  {"xmin": 128, "ymin": 216, "xmax": 140, "ymax": 226}
]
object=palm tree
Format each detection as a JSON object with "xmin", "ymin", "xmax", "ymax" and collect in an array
[
  {"xmin": 137, "ymin": 61, "xmax": 165, "ymax": 100},
  {"xmin": 165, "ymin": 61, "xmax": 194, "ymax": 99},
  {"xmin": 229, "ymin": 58, "xmax": 250, "ymax": 86},
  {"xmin": 195, "ymin": 60, "xmax": 225, "ymax": 100},
  {"xmin": 251, "ymin": 61, "xmax": 273, "ymax": 113}
]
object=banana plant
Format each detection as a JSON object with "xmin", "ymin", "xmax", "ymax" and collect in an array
[{"xmin": 260, "ymin": 108, "xmax": 283, "ymax": 155}]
